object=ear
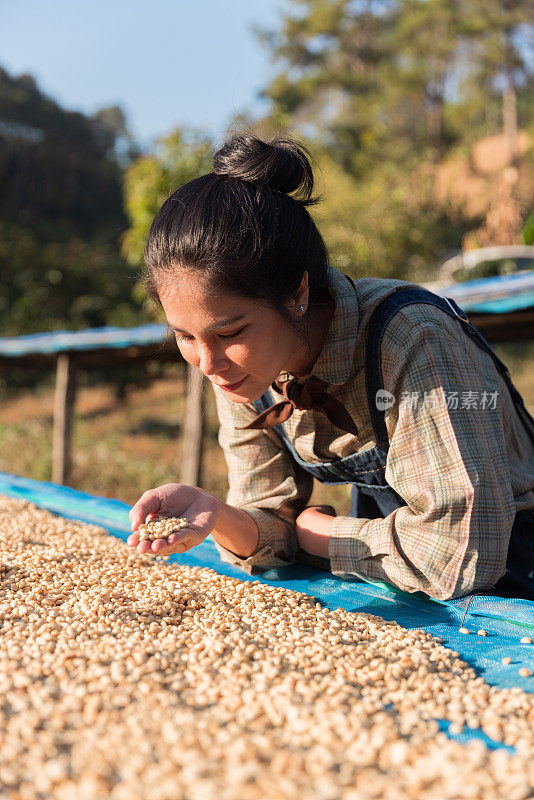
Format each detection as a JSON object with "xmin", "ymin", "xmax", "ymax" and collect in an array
[{"xmin": 290, "ymin": 272, "xmax": 309, "ymax": 313}]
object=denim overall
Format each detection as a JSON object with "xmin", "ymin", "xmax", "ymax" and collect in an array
[{"xmin": 252, "ymin": 282, "xmax": 534, "ymax": 599}]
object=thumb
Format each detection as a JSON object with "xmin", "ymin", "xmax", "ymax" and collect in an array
[{"xmin": 129, "ymin": 490, "xmax": 163, "ymax": 531}]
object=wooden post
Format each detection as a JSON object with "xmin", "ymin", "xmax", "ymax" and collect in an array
[
  {"xmin": 52, "ymin": 353, "xmax": 77, "ymax": 485},
  {"xmin": 179, "ymin": 365, "xmax": 206, "ymax": 487}
]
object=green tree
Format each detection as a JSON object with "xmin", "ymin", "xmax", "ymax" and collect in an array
[
  {"xmin": 312, "ymin": 148, "xmax": 460, "ymax": 279},
  {"xmin": 0, "ymin": 66, "xmax": 145, "ymax": 338},
  {"xmin": 0, "ymin": 221, "xmax": 145, "ymax": 336},
  {"xmin": 458, "ymin": 0, "xmax": 534, "ymax": 159},
  {"xmin": 260, "ymin": 0, "xmax": 534, "ymax": 162},
  {"xmin": 0, "ymin": 67, "xmax": 127, "ymax": 242},
  {"xmin": 255, "ymin": 0, "xmax": 534, "ymax": 278},
  {"xmin": 122, "ymin": 126, "xmax": 213, "ymax": 269},
  {"xmin": 258, "ymin": 0, "xmax": 397, "ymax": 174}
]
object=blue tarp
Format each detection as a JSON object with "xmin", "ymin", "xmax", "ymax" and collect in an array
[
  {"xmin": 1, "ymin": 471, "xmax": 533, "ymax": 696},
  {"xmin": 0, "ymin": 324, "xmax": 168, "ymax": 357},
  {"xmin": 444, "ymin": 270, "xmax": 534, "ymax": 314}
]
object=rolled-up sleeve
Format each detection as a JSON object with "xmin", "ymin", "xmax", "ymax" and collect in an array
[
  {"xmin": 213, "ymin": 386, "xmax": 313, "ymax": 574},
  {"xmin": 328, "ymin": 315, "xmax": 517, "ymax": 600}
]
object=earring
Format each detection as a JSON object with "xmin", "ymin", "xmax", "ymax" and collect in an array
[{"xmin": 299, "ymin": 305, "xmax": 305, "ymax": 313}]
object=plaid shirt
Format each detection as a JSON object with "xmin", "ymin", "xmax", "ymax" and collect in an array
[{"xmin": 213, "ymin": 265, "xmax": 534, "ymax": 600}]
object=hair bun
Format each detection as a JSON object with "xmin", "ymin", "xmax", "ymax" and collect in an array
[{"xmin": 213, "ymin": 134, "xmax": 317, "ymax": 204}]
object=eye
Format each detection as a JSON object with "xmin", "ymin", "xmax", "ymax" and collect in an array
[
  {"xmin": 173, "ymin": 326, "xmax": 246, "ymax": 343},
  {"xmin": 218, "ymin": 327, "xmax": 245, "ymax": 340}
]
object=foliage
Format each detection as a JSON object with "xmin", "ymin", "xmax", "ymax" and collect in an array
[
  {"xmin": 122, "ymin": 127, "xmax": 214, "ymax": 268},
  {"xmin": 0, "ymin": 67, "xmax": 129, "ymax": 242},
  {"xmin": 458, "ymin": 0, "xmax": 534, "ymax": 124},
  {"xmin": 523, "ymin": 211, "xmax": 534, "ymax": 245},
  {"xmin": 260, "ymin": 0, "xmax": 534, "ymax": 155},
  {"xmin": 309, "ymin": 145, "xmax": 464, "ymax": 281},
  {"xmin": 0, "ymin": 66, "xmax": 145, "ymax": 340},
  {"xmin": 0, "ymin": 221, "xmax": 145, "ymax": 336},
  {"xmin": 253, "ymin": 0, "xmax": 534, "ymax": 279}
]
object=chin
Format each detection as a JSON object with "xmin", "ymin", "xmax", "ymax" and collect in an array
[
  {"xmin": 232, "ymin": 381, "xmax": 272, "ymax": 404},
  {"xmin": 232, "ymin": 390, "xmax": 262, "ymax": 404}
]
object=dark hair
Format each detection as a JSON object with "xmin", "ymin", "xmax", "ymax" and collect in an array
[{"xmin": 143, "ymin": 134, "xmax": 329, "ymax": 332}]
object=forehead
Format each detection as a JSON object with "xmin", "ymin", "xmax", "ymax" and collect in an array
[{"xmin": 157, "ymin": 272, "xmax": 261, "ymax": 328}]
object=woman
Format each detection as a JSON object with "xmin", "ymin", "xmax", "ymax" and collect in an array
[{"xmin": 128, "ymin": 134, "xmax": 534, "ymax": 601}]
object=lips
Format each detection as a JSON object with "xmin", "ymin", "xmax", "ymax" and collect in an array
[{"xmin": 218, "ymin": 377, "xmax": 246, "ymax": 392}]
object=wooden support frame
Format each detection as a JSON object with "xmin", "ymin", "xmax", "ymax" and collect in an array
[
  {"xmin": 179, "ymin": 365, "xmax": 206, "ymax": 487},
  {"xmin": 468, "ymin": 309, "xmax": 534, "ymax": 343},
  {"xmin": 52, "ymin": 353, "xmax": 77, "ymax": 486}
]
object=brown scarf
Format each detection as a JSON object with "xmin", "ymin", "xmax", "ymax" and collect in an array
[{"xmin": 238, "ymin": 374, "xmax": 359, "ymax": 438}]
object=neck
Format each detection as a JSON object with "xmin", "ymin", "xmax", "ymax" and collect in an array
[{"xmin": 285, "ymin": 290, "xmax": 335, "ymax": 377}]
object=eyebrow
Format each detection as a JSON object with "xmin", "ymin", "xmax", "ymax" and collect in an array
[{"xmin": 170, "ymin": 314, "xmax": 246, "ymax": 335}]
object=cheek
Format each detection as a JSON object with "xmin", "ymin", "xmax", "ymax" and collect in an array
[
  {"xmin": 226, "ymin": 336, "xmax": 280, "ymax": 372},
  {"xmin": 224, "ymin": 343, "xmax": 253, "ymax": 366}
]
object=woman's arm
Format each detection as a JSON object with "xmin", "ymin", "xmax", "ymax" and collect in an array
[
  {"xmin": 127, "ymin": 384, "xmax": 312, "ymax": 565},
  {"xmin": 214, "ymin": 501, "xmax": 341, "ymax": 564},
  {"xmin": 213, "ymin": 385, "xmax": 314, "ymax": 573},
  {"xmin": 210, "ymin": 499, "xmax": 260, "ymax": 558},
  {"xmin": 295, "ymin": 505, "xmax": 335, "ymax": 559}
]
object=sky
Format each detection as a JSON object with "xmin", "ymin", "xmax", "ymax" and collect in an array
[{"xmin": 0, "ymin": 0, "xmax": 284, "ymax": 147}]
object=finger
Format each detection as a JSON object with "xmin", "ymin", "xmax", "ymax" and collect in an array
[
  {"xmin": 158, "ymin": 524, "xmax": 196, "ymax": 548},
  {"xmin": 154, "ymin": 540, "xmax": 189, "ymax": 557},
  {"xmin": 150, "ymin": 537, "xmax": 189, "ymax": 554},
  {"xmin": 137, "ymin": 540, "xmax": 152, "ymax": 555},
  {"xmin": 151, "ymin": 534, "xmax": 196, "ymax": 557},
  {"xmin": 151, "ymin": 537, "xmax": 169, "ymax": 554},
  {"xmin": 127, "ymin": 532, "xmax": 140, "ymax": 546},
  {"xmin": 130, "ymin": 491, "xmax": 162, "ymax": 531}
]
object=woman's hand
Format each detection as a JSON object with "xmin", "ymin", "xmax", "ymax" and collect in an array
[
  {"xmin": 127, "ymin": 483, "xmax": 220, "ymax": 557},
  {"xmin": 295, "ymin": 505, "xmax": 336, "ymax": 559}
]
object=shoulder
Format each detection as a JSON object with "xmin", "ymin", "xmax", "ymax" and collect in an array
[
  {"xmin": 354, "ymin": 282, "xmax": 476, "ymax": 391},
  {"xmin": 379, "ymin": 288, "xmax": 469, "ymax": 357},
  {"xmin": 352, "ymin": 278, "xmax": 465, "ymax": 363},
  {"xmin": 353, "ymin": 278, "xmax": 466, "ymax": 346}
]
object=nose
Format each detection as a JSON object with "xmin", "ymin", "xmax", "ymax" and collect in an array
[{"xmin": 196, "ymin": 341, "xmax": 229, "ymax": 377}]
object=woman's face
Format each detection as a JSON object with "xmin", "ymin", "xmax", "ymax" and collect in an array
[{"xmin": 158, "ymin": 270, "xmax": 305, "ymax": 402}]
